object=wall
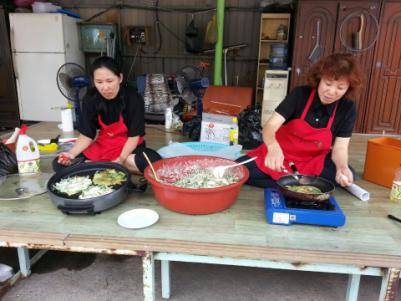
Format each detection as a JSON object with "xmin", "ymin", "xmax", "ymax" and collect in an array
[{"xmin": 56, "ymin": 0, "xmax": 263, "ymax": 88}]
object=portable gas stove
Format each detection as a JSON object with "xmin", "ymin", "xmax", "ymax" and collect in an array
[{"xmin": 264, "ymin": 188, "xmax": 346, "ymax": 227}]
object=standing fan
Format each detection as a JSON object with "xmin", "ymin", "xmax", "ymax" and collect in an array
[
  {"xmin": 176, "ymin": 65, "xmax": 209, "ymax": 116},
  {"xmin": 56, "ymin": 63, "xmax": 91, "ymax": 128}
]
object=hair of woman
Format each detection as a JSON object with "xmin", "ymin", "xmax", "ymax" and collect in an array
[
  {"xmin": 306, "ymin": 52, "xmax": 363, "ymax": 98},
  {"xmin": 90, "ymin": 56, "xmax": 122, "ymax": 77}
]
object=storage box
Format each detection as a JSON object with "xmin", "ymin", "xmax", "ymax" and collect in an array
[
  {"xmin": 200, "ymin": 113, "xmax": 237, "ymax": 145},
  {"xmin": 202, "ymin": 86, "xmax": 252, "ymax": 116},
  {"xmin": 363, "ymin": 137, "xmax": 401, "ymax": 188}
]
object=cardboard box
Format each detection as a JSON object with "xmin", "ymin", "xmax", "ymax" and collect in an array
[
  {"xmin": 363, "ymin": 137, "xmax": 401, "ymax": 187},
  {"xmin": 200, "ymin": 113, "xmax": 237, "ymax": 145}
]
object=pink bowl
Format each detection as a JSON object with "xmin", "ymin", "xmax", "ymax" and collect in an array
[{"xmin": 144, "ymin": 156, "xmax": 249, "ymax": 215}]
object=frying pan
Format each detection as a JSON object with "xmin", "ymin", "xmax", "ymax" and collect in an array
[
  {"xmin": 47, "ymin": 162, "xmax": 146, "ymax": 214},
  {"xmin": 276, "ymin": 163, "xmax": 335, "ymax": 202},
  {"xmin": 276, "ymin": 175, "xmax": 335, "ymax": 202}
]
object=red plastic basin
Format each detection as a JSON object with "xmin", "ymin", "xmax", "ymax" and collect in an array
[{"xmin": 144, "ymin": 156, "xmax": 249, "ymax": 215}]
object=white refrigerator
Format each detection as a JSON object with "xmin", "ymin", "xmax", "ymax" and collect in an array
[{"xmin": 10, "ymin": 13, "xmax": 84, "ymax": 122}]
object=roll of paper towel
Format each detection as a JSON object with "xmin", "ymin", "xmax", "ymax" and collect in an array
[
  {"xmin": 344, "ymin": 184, "xmax": 370, "ymax": 201},
  {"xmin": 58, "ymin": 108, "xmax": 74, "ymax": 132}
]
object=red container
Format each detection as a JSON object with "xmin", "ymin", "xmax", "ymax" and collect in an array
[{"xmin": 144, "ymin": 156, "xmax": 249, "ymax": 215}]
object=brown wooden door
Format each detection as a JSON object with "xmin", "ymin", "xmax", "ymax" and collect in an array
[
  {"xmin": 290, "ymin": 0, "xmax": 338, "ymax": 90},
  {"xmin": 334, "ymin": 1, "xmax": 381, "ymax": 132},
  {"xmin": 0, "ymin": 7, "xmax": 19, "ymax": 128},
  {"xmin": 364, "ymin": 1, "xmax": 401, "ymax": 134}
]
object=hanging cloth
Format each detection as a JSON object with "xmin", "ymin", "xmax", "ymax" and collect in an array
[
  {"xmin": 204, "ymin": 15, "xmax": 217, "ymax": 45},
  {"xmin": 185, "ymin": 18, "xmax": 201, "ymax": 53}
]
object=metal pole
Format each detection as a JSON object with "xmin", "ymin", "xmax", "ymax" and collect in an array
[{"xmin": 213, "ymin": 0, "xmax": 225, "ymax": 85}]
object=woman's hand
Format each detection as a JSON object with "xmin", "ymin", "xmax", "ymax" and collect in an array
[
  {"xmin": 264, "ymin": 142, "xmax": 285, "ymax": 172},
  {"xmin": 336, "ymin": 166, "xmax": 353, "ymax": 187},
  {"xmin": 58, "ymin": 152, "xmax": 75, "ymax": 166}
]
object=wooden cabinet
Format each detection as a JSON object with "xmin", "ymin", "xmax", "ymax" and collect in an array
[
  {"xmin": 0, "ymin": 7, "xmax": 19, "ymax": 127},
  {"xmin": 364, "ymin": 1, "xmax": 401, "ymax": 134},
  {"xmin": 291, "ymin": 0, "xmax": 401, "ymax": 134},
  {"xmin": 255, "ymin": 13, "xmax": 291, "ymax": 105}
]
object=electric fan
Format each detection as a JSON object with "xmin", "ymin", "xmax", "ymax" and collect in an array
[
  {"xmin": 176, "ymin": 65, "xmax": 209, "ymax": 116},
  {"xmin": 56, "ymin": 63, "xmax": 91, "ymax": 128}
]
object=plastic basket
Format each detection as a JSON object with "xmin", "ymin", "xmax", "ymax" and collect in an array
[
  {"xmin": 157, "ymin": 141, "xmax": 242, "ymax": 160},
  {"xmin": 181, "ymin": 141, "xmax": 227, "ymax": 152}
]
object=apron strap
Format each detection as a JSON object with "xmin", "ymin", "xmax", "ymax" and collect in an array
[
  {"xmin": 327, "ymin": 101, "xmax": 339, "ymax": 129},
  {"xmin": 300, "ymin": 89, "xmax": 316, "ymax": 120},
  {"xmin": 300, "ymin": 88, "xmax": 339, "ymax": 130}
]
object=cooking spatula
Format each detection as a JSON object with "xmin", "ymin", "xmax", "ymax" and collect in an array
[
  {"xmin": 211, "ymin": 157, "xmax": 257, "ymax": 178},
  {"xmin": 308, "ymin": 20, "xmax": 321, "ymax": 63}
]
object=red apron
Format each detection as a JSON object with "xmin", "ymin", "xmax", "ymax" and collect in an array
[
  {"xmin": 247, "ymin": 89, "xmax": 338, "ymax": 180},
  {"xmin": 83, "ymin": 115, "xmax": 144, "ymax": 161}
]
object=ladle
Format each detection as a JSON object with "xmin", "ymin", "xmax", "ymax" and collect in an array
[{"xmin": 143, "ymin": 152, "xmax": 160, "ymax": 182}]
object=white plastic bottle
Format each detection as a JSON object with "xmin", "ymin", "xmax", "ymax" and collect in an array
[
  {"xmin": 165, "ymin": 107, "xmax": 173, "ymax": 130},
  {"xmin": 16, "ymin": 125, "xmax": 40, "ymax": 174}
]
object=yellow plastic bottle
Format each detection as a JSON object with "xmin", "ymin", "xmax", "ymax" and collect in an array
[
  {"xmin": 229, "ymin": 117, "xmax": 238, "ymax": 146},
  {"xmin": 390, "ymin": 164, "xmax": 401, "ymax": 203}
]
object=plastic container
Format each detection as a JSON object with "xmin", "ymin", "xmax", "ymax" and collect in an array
[
  {"xmin": 157, "ymin": 141, "xmax": 242, "ymax": 160},
  {"xmin": 31, "ymin": 2, "xmax": 61, "ymax": 13},
  {"xmin": 144, "ymin": 156, "xmax": 249, "ymax": 215},
  {"xmin": 165, "ymin": 107, "xmax": 172, "ymax": 129},
  {"xmin": 229, "ymin": 117, "xmax": 239, "ymax": 145},
  {"xmin": 276, "ymin": 24, "xmax": 287, "ymax": 40},
  {"xmin": 363, "ymin": 137, "xmax": 401, "ymax": 188},
  {"xmin": 16, "ymin": 125, "xmax": 40, "ymax": 174},
  {"xmin": 390, "ymin": 165, "xmax": 401, "ymax": 203}
]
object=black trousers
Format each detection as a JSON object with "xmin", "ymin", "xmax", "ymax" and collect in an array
[
  {"xmin": 236, "ymin": 152, "xmax": 355, "ymax": 188},
  {"xmin": 52, "ymin": 142, "xmax": 161, "ymax": 173}
]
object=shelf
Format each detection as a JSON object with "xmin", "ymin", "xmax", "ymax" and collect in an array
[
  {"xmin": 261, "ymin": 39, "xmax": 288, "ymax": 43},
  {"xmin": 256, "ymin": 13, "xmax": 291, "ymax": 105}
]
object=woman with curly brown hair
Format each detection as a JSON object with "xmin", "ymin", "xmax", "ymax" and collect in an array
[{"xmin": 238, "ymin": 53, "xmax": 363, "ymax": 188}]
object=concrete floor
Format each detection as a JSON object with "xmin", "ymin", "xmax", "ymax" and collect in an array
[{"xmin": 1, "ymin": 248, "xmax": 401, "ymax": 301}]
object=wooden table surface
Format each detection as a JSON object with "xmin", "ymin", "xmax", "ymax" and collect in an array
[{"xmin": 1, "ymin": 123, "xmax": 401, "ymax": 269}]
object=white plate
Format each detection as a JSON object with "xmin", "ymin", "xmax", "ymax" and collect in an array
[{"xmin": 117, "ymin": 209, "xmax": 159, "ymax": 229}]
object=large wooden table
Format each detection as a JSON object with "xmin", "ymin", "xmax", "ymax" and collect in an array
[{"xmin": 0, "ymin": 123, "xmax": 400, "ymax": 301}]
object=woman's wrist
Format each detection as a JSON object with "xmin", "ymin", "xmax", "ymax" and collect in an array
[{"xmin": 118, "ymin": 155, "xmax": 127, "ymax": 163}]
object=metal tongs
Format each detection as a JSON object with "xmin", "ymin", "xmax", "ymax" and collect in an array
[{"xmin": 283, "ymin": 161, "xmax": 311, "ymax": 185}]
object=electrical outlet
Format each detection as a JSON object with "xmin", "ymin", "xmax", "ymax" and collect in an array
[{"xmin": 129, "ymin": 26, "xmax": 150, "ymax": 45}]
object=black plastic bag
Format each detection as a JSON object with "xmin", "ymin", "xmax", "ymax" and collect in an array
[
  {"xmin": 182, "ymin": 115, "xmax": 201, "ymax": 141},
  {"xmin": 0, "ymin": 143, "xmax": 17, "ymax": 176},
  {"xmin": 185, "ymin": 19, "xmax": 201, "ymax": 54},
  {"xmin": 238, "ymin": 107, "xmax": 263, "ymax": 150}
]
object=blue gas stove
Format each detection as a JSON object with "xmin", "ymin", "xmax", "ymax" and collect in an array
[{"xmin": 264, "ymin": 188, "xmax": 346, "ymax": 227}]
